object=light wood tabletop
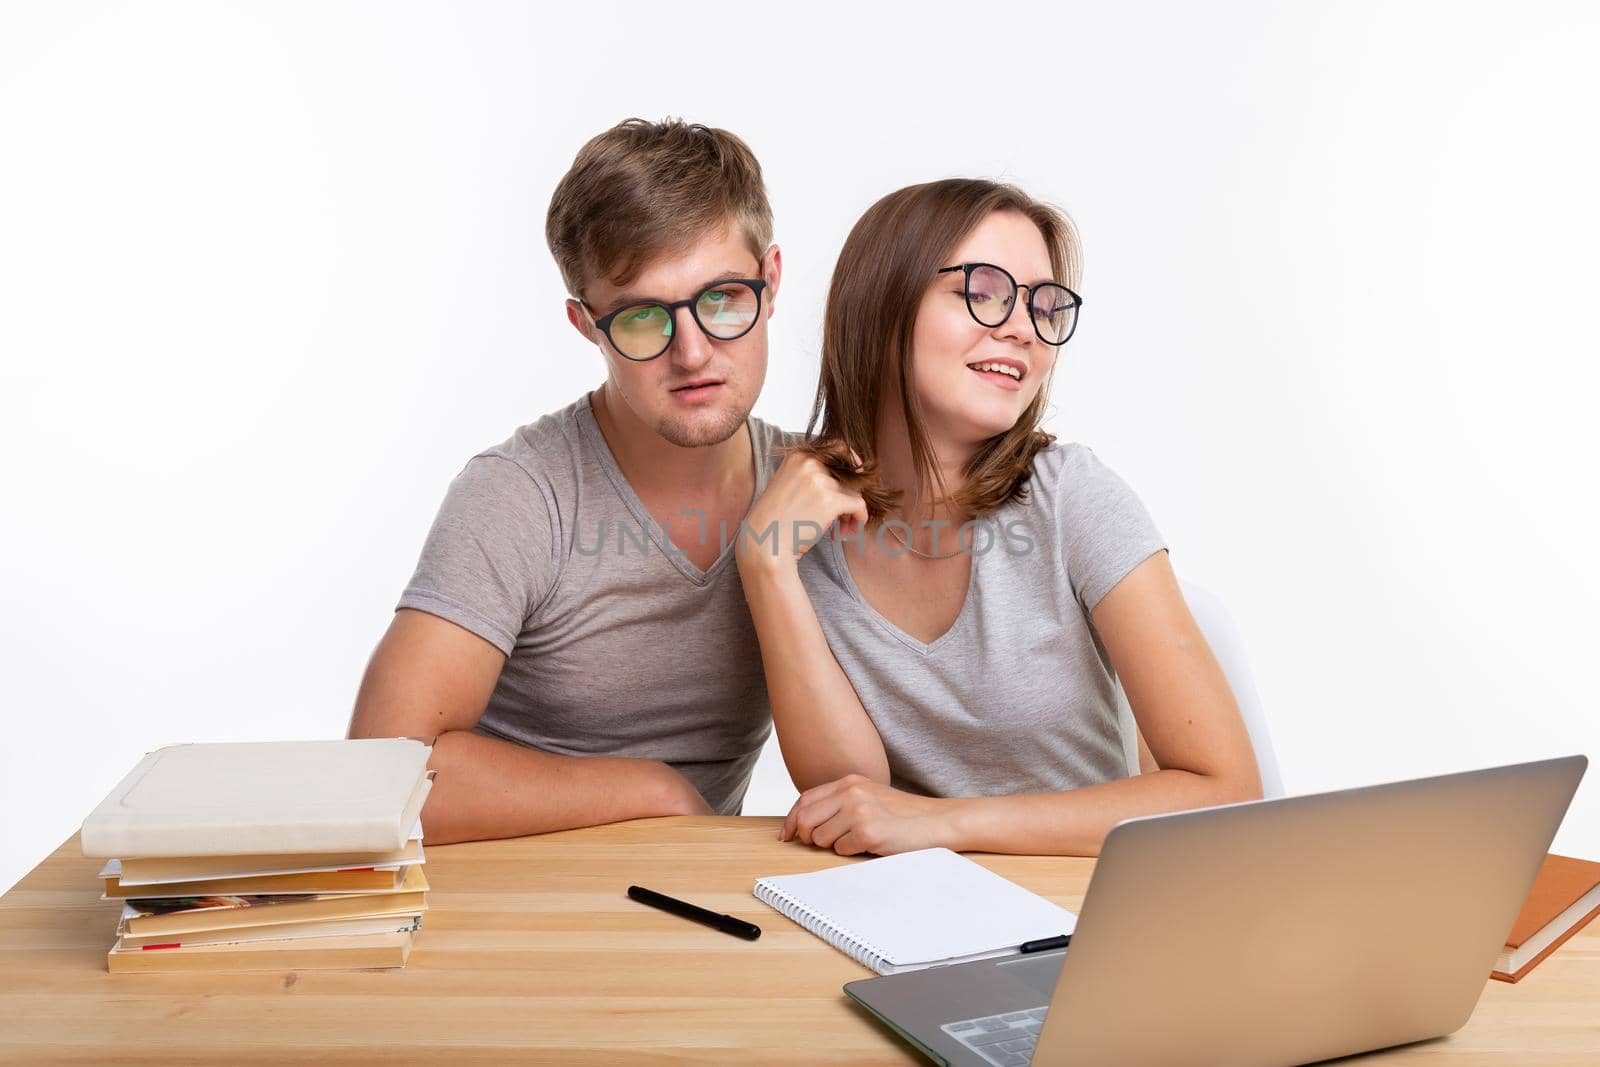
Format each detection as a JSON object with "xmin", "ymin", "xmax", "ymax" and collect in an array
[{"xmin": 1, "ymin": 816, "xmax": 1596, "ymax": 1064}]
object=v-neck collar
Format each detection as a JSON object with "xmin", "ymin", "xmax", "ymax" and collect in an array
[
  {"xmin": 826, "ymin": 526, "xmax": 980, "ymax": 657},
  {"xmin": 577, "ymin": 392, "xmax": 769, "ymax": 587}
]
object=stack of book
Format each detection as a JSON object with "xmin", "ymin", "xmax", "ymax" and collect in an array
[{"xmin": 81, "ymin": 738, "xmax": 434, "ymax": 974}]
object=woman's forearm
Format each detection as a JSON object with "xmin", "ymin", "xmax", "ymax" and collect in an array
[
  {"xmin": 737, "ymin": 553, "xmax": 891, "ymax": 789},
  {"xmin": 946, "ymin": 767, "xmax": 1263, "ymax": 856}
]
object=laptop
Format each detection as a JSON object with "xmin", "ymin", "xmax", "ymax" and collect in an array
[{"xmin": 844, "ymin": 756, "xmax": 1587, "ymax": 1067}]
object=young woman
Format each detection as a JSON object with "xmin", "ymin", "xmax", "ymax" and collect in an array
[{"xmin": 736, "ymin": 178, "xmax": 1262, "ymax": 857}]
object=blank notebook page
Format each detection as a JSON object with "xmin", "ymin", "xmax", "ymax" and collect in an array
[{"xmin": 754, "ymin": 847, "xmax": 1077, "ymax": 974}]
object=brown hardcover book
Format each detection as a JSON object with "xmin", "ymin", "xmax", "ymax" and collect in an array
[
  {"xmin": 1492, "ymin": 853, "xmax": 1600, "ymax": 983},
  {"xmin": 108, "ymin": 930, "xmax": 414, "ymax": 973},
  {"xmin": 104, "ymin": 864, "xmax": 412, "ymax": 898},
  {"xmin": 115, "ymin": 837, "xmax": 423, "ymax": 885},
  {"xmin": 122, "ymin": 866, "xmax": 429, "ymax": 937}
]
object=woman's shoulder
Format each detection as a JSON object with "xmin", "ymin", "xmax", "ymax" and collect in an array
[
  {"xmin": 1013, "ymin": 440, "xmax": 1157, "ymax": 547},
  {"xmin": 1029, "ymin": 439, "xmax": 1098, "ymax": 478},
  {"xmin": 1022, "ymin": 440, "xmax": 1166, "ymax": 602},
  {"xmin": 1020, "ymin": 440, "xmax": 1117, "ymax": 510}
]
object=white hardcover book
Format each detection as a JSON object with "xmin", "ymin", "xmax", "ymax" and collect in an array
[
  {"xmin": 753, "ymin": 847, "xmax": 1077, "ymax": 975},
  {"xmin": 81, "ymin": 739, "xmax": 433, "ymax": 858}
]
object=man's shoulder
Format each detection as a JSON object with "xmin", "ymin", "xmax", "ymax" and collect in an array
[
  {"xmin": 749, "ymin": 416, "xmax": 802, "ymax": 448},
  {"xmin": 484, "ymin": 395, "xmax": 589, "ymax": 461},
  {"xmin": 459, "ymin": 395, "xmax": 592, "ymax": 488}
]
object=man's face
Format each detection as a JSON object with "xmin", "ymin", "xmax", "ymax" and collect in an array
[{"xmin": 569, "ymin": 226, "xmax": 780, "ymax": 449}]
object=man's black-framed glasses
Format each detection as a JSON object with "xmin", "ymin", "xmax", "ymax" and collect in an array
[
  {"xmin": 937, "ymin": 262, "xmax": 1082, "ymax": 346},
  {"xmin": 588, "ymin": 277, "xmax": 768, "ymax": 362}
]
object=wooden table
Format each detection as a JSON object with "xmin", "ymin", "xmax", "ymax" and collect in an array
[{"xmin": 2, "ymin": 817, "xmax": 1597, "ymax": 1064}]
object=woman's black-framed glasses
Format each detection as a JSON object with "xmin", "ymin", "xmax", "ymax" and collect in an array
[
  {"xmin": 937, "ymin": 262, "xmax": 1081, "ymax": 346},
  {"xmin": 588, "ymin": 278, "xmax": 769, "ymax": 362}
]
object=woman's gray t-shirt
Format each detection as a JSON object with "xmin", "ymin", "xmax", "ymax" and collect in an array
[{"xmin": 796, "ymin": 442, "xmax": 1167, "ymax": 798}]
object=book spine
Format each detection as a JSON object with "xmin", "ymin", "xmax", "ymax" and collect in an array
[
  {"xmin": 127, "ymin": 894, "xmax": 427, "ymax": 937},
  {"xmin": 753, "ymin": 879, "xmax": 889, "ymax": 974},
  {"xmin": 107, "ymin": 938, "xmax": 411, "ymax": 974}
]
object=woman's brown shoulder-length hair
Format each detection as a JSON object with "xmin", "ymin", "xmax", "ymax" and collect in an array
[{"xmin": 795, "ymin": 178, "xmax": 1082, "ymax": 521}]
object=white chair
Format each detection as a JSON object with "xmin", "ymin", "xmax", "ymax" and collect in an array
[{"xmin": 1115, "ymin": 579, "xmax": 1286, "ymax": 798}]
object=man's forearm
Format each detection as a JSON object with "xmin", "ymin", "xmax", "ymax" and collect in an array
[{"xmin": 417, "ymin": 729, "xmax": 710, "ymax": 845}]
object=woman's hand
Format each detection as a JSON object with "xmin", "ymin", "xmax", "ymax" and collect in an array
[
  {"xmin": 780, "ymin": 774, "xmax": 964, "ymax": 856},
  {"xmin": 739, "ymin": 448, "xmax": 868, "ymax": 571}
]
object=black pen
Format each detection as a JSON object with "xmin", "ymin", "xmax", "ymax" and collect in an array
[
  {"xmin": 1019, "ymin": 934, "xmax": 1072, "ymax": 954},
  {"xmin": 627, "ymin": 885, "xmax": 762, "ymax": 941}
]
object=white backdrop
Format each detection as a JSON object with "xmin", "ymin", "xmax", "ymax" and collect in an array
[{"xmin": 2, "ymin": 1, "xmax": 1596, "ymax": 896}]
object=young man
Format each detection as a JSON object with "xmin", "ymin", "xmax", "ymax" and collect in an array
[{"xmin": 347, "ymin": 119, "xmax": 789, "ymax": 844}]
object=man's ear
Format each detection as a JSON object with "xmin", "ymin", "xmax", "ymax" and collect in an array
[
  {"xmin": 761, "ymin": 244, "xmax": 783, "ymax": 318},
  {"xmin": 565, "ymin": 298, "xmax": 600, "ymax": 345}
]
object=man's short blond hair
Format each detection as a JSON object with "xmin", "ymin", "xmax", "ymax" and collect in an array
[{"xmin": 545, "ymin": 118, "xmax": 773, "ymax": 301}]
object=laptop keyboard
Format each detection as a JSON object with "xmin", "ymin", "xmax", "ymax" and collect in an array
[{"xmin": 940, "ymin": 1007, "xmax": 1049, "ymax": 1066}]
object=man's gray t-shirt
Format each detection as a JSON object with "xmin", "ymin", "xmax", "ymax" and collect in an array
[
  {"xmin": 397, "ymin": 393, "xmax": 790, "ymax": 815},
  {"xmin": 797, "ymin": 442, "xmax": 1167, "ymax": 797}
]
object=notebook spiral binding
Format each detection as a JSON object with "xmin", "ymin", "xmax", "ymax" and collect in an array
[{"xmin": 753, "ymin": 878, "xmax": 888, "ymax": 973}]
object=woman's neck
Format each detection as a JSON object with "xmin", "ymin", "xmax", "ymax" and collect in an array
[{"xmin": 873, "ymin": 400, "xmax": 974, "ymax": 540}]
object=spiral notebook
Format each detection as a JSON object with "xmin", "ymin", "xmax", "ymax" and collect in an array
[{"xmin": 752, "ymin": 847, "xmax": 1077, "ymax": 975}]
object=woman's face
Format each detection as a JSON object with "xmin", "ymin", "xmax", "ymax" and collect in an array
[{"xmin": 908, "ymin": 210, "xmax": 1059, "ymax": 449}]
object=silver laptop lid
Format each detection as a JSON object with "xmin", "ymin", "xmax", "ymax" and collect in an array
[{"xmin": 1036, "ymin": 755, "xmax": 1586, "ymax": 1066}]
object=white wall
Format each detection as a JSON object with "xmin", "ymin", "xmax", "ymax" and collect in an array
[{"xmin": 2, "ymin": 1, "xmax": 1596, "ymax": 895}]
